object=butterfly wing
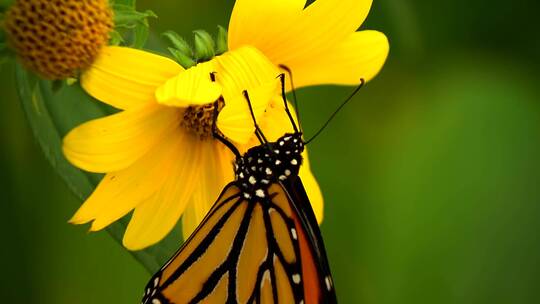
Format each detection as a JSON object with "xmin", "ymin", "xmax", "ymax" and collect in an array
[
  {"xmin": 142, "ymin": 183, "xmax": 243, "ymax": 303},
  {"xmin": 142, "ymin": 180, "xmax": 336, "ymax": 304},
  {"xmin": 278, "ymin": 177, "xmax": 337, "ymax": 303}
]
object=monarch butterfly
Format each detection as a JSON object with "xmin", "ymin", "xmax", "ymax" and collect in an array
[{"xmin": 141, "ymin": 73, "xmax": 362, "ymax": 304}]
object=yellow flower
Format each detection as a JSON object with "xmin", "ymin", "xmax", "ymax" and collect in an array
[
  {"xmin": 228, "ymin": 0, "xmax": 389, "ymax": 88},
  {"xmin": 63, "ymin": 0, "xmax": 389, "ymax": 250}
]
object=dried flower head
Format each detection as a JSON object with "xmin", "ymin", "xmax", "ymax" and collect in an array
[{"xmin": 4, "ymin": 0, "xmax": 113, "ymax": 79}]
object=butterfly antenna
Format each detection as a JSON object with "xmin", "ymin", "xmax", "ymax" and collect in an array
[
  {"xmin": 305, "ymin": 79, "xmax": 366, "ymax": 145},
  {"xmin": 277, "ymin": 73, "xmax": 299, "ymax": 133},
  {"xmin": 278, "ymin": 65, "xmax": 301, "ymax": 127},
  {"xmin": 243, "ymin": 90, "xmax": 268, "ymax": 144}
]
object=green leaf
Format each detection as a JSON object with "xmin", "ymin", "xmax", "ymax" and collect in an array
[
  {"xmin": 162, "ymin": 30, "xmax": 192, "ymax": 55},
  {"xmin": 112, "ymin": 4, "xmax": 156, "ymax": 49},
  {"xmin": 109, "ymin": 30, "xmax": 125, "ymax": 46},
  {"xmin": 131, "ymin": 21, "xmax": 150, "ymax": 49},
  {"xmin": 215, "ymin": 26, "xmax": 228, "ymax": 55},
  {"xmin": 14, "ymin": 63, "xmax": 183, "ymax": 273},
  {"xmin": 167, "ymin": 47, "xmax": 196, "ymax": 69},
  {"xmin": 193, "ymin": 30, "xmax": 215, "ymax": 62},
  {"xmin": 112, "ymin": 0, "xmax": 136, "ymax": 7},
  {"xmin": 114, "ymin": 4, "xmax": 156, "ymax": 28},
  {"xmin": 162, "ymin": 31, "xmax": 196, "ymax": 68}
]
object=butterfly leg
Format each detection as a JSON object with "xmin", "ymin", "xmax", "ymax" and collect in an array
[{"xmin": 211, "ymin": 97, "xmax": 242, "ymax": 158}]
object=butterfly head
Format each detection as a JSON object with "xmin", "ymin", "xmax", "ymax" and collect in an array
[{"xmin": 234, "ymin": 132, "xmax": 304, "ymax": 200}]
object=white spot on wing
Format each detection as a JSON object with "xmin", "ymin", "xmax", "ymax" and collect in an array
[
  {"xmin": 285, "ymin": 169, "xmax": 291, "ymax": 176},
  {"xmin": 292, "ymin": 273, "xmax": 301, "ymax": 284},
  {"xmin": 325, "ymin": 276, "xmax": 333, "ymax": 291},
  {"xmin": 291, "ymin": 159, "xmax": 298, "ymax": 165},
  {"xmin": 291, "ymin": 228, "xmax": 297, "ymax": 240},
  {"xmin": 265, "ymin": 168, "xmax": 272, "ymax": 175},
  {"xmin": 255, "ymin": 189, "xmax": 265, "ymax": 198},
  {"xmin": 249, "ymin": 176, "xmax": 257, "ymax": 184}
]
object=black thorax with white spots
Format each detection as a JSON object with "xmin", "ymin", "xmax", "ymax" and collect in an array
[{"xmin": 234, "ymin": 133, "xmax": 304, "ymax": 200}]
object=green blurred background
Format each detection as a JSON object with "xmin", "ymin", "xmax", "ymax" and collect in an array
[{"xmin": 1, "ymin": 0, "xmax": 539, "ymax": 303}]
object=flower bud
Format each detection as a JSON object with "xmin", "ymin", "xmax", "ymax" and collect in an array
[
  {"xmin": 215, "ymin": 25, "xmax": 228, "ymax": 55},
  {"xmin": 193, "ymin": 30, "xmax": 215, "ymax": 62}
]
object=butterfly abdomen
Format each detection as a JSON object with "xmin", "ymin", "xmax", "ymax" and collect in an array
[{"xmin": 234, "ymin": 133, "xmax": 304, "ymax": 200}]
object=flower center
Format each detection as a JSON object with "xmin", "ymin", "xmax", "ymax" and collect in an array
[
  {"xmin": 4, "ymin": 0, "xmax": 113, "ymax": 79},
  {"xmin": 181, "ymin": 100, "xmax": 224, "ymax": 140}
]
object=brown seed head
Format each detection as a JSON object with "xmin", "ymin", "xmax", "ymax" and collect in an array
[
  {"xmin": 4, "ymin": 0, "xmax": 113, "ymax": 79},
  {"xmin": 181, "ymin": 100, "xmax": 224, "ymax": 140}
]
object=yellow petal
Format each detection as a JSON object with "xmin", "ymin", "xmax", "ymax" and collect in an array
[
  {"xmin": 69, "ymin": 129, "xmax": 186, "ymax": 230},
  {"xmin": 228, "ymin": 0, "xmax": 306, "ymax": 50},
  {"xmin": 217, "ymin": 79, "xmax": 280, "ymax": 144},
  {"xmin": 82, "ymin": 46, "xmax": 183, "ymax": 109},
  {"xmin": 289, "ymin": 30, "xmax": 389, "ymax": 88},
  {"xmin": 229, "ymin": 0, "xmax": 373, "ymax": 73},
  {"xmin": 215, "ymin": 46, "xmax": 280, "ymax": 101},
  {"xmin": 181, "ymin": 195, "xmax": 214, "ymax": 243},
  {"xmin": 181, "ymin": 142, "xmax": 235, "ymax": 239},
  {"xmin": 257, "ymin": 97, "xmax": 299, "ymax": 143},
  {"xmin": 155, "ymin": 61, "xmax": 222, "ymax": 107},
  {"xmin": 63, "ymin": 104, "xmax": 179, "ymax": 173},
  {"xmin": 123, "ymin": 132, "xmax": 203, "ymax": 250},
  {"xmin": 299, "ymin": 150, "xmax": 324, "ymax": 223}
]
